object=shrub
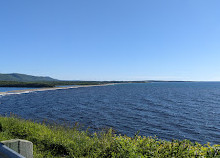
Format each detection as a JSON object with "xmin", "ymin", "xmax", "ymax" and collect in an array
[{"xmin": 0, "ymin": 116, "xmax": 219, "ymax": 157}]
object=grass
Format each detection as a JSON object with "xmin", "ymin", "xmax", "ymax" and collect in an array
[{"xmin": 0, "ymin": 116, "xmax": 220, "ymax": 158}]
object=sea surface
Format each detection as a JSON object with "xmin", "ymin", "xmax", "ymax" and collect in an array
[
  {"xmin": 0, "ymin": 82, "xmax": 220, "ymax": 144},
  {"xmin": 0, "ymin": 87, "xmax": 36, "ymax": 92}
]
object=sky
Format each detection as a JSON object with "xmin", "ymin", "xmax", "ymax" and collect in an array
[{"xmin": 0, "ymin": 0, "xmax": 220, "ymax": 81}]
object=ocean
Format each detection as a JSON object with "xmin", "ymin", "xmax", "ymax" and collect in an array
[{"xmin": 0, "ymin": 82, "xmax": 220, "ymax": 144}]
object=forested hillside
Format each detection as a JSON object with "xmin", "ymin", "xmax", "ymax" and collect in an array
[{"xmin": 0, "ymin": 73, "xmax": 57, "ymax": 82}]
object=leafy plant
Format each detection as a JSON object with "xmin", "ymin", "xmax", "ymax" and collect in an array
[{"xmin": 0, "ymin": 115, "xmax": 219, "ymax": 157}]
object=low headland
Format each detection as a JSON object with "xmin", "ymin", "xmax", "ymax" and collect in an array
[
  {"xmin": 0, "ymin": 83, "xmax": 119, "ymax": 96},
  {"xmin": 0, "ymin": 80, "xmax": 146, "ymax": 95},
  {"xmin": 0, "ymin": 116, "xmax": 219, "ymax": 157},
  {"xmin": 0, "ymin": 80, "xmax": 146, "ymax": 88},
  {"xmin": 0, "ymin": 73, "xmax": 190, "ymax": 90}
]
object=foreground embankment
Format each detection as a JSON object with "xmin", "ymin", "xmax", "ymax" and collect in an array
[{"xmin": 0, "ymin": 116, "xmax": 219, "ymax": 158}]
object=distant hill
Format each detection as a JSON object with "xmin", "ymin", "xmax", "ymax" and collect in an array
[{"xmin": 0, "ymin": 73, "xmax": 58, "ymax": 82}]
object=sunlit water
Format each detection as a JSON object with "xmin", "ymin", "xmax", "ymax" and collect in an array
[
  {"xmin": 0, "ymin": 87, "xmax": 36, "ymax": 92},
  {"xmin": 0, "ymin": 82, "xmax": 220, "ymax": 144}
]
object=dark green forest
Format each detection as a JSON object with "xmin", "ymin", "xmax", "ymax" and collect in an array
[
  {"xmin": 0, "ymin": 81, "xmax": 146, "ymax": 88},
  {"xmin": 0, "ymin": 73, "xmax": 147, "ymax": 87},
  {"xmin": 0, "ymin": 73, "xmax": 57, "ymax": 82}
]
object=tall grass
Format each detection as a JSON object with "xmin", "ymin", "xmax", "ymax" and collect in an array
[{"xmin": 0, "ymin": 116, "xmax": 219, "ymax": 157}]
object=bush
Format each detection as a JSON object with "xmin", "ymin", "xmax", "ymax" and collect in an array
[{"xmin": 0, "ymin": 116, "xmax": 219, "ymax": 157}]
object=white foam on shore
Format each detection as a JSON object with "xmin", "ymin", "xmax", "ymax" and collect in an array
[
  {"xmin": 0, "ymin": 84, "xmax": 117, "ymax": 97},
  {"xmin": 0, "ymin": 91, "xmax": 33, "ymax": 96}
]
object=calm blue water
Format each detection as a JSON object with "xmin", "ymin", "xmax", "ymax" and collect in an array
[
  {"xmin": 0, "ymin": 82, "xmax": 220, "ymax": 144},
  {"xmin": 0, "ymin": 87, "xmax": 36, "ymax": 92},
  {"xmin": 56, "ymin": 85, "xmax": 78, "ymax": 87}
]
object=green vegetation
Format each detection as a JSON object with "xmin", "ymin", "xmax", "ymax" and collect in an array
[
  {"xmin": 0, "ymin": 116, "xmax": 219, "ymax": 157},
  {"xmin": 0, "ymin": 81, "xmax": 147, "ymax": 88},
  {"xmin": 0, "ymin": 73, "xmax": 147, "ymax": 88},
  {"xmin": 0, "ymin": 73, "xmax": 57, "ymax": 82},
  {"xmin": 0, "ymin": 73, "xmax": 191, "ymax": 88},
  {"xmin": 0, "ymin": 81, "xmax": 54, "ymax": 88},
  {"xmin": 40, "ymin": 81, "xmax": 146, "ymax": 86}
]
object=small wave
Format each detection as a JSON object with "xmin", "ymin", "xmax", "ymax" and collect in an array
[
  {"xmin": 0, "ymin": 84, "xmax": 116, "ymax": 97},
  {"xmin": 0, "ymin": 91, "xmax": 34, "ymax": 96},
  {"xmin": 1, "ymin": 82, "xmax": 220, "ymax": 144}
]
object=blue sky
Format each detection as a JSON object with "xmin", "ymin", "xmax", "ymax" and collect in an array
[{"xmin": 1, "ymin": 0, "xmax": 220, "ymax": 81}]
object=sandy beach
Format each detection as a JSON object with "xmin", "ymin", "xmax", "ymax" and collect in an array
[{"xmin": 0, "ymin": 83, "xmax": 117, "ymax": 96}]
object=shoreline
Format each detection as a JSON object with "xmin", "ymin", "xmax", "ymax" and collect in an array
[{"xmin": 0, "ymin": 83, "xmax": 118, "ymax": 96}]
